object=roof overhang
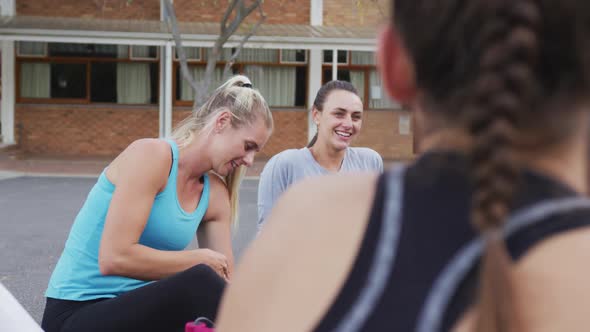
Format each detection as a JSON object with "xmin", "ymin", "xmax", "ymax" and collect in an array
[{"xmin": 0, "ymin": 16, "xmax": 378, "ymax": 51}]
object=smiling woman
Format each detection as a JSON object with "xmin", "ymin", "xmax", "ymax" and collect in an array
[
  {"xmin": 256, "ymin": 80, "xmax": 383, "ymax": 232},
  {"xmin": 40, "ymin": 75, "xmax": 273, "ymax": 332}
]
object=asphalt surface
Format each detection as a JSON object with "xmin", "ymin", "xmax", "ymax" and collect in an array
[{"xmin": 0, "ymin": 175, "xmax": 261, "ymax": 324}]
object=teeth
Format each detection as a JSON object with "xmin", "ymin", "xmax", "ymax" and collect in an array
[{"xmin": 335, "ymin": 131, "xmax": 351, "ymax": 137}]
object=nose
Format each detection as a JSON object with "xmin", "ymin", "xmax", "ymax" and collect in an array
[
  {"xmin": 243, "ymin": 152, "xmax": 255, "ymax": 167},
  {"xmin": 342, "ymin": 114, "xmax": 353, "ymax": 129}
]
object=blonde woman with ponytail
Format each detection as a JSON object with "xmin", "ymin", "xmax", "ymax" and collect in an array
[
  {"xmin": 218, "ymin": 1, "xmax": 590, "ymax": 331},
  {"xmin": 42, "ymin": 75, "xmax": 273, "ymax": 332}
]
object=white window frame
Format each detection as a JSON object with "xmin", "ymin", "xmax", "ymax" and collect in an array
[
  {"xmin": 16, "ymin": 41, "xmax": 48, "ymax": 58},
  {"xmin": 322, "ymin": 50, "xmax": 348, "ymax": 65},
  {"xmin": 174, "ymin": 47, "xmax": 202, "ymax": 62},
  {"xmin": 130, "ymin": 45, "xmax": 160, "ymax": 60},
  {"xmin": 279, "ymin": 49, "xmax": 308, "ymax": 64}
]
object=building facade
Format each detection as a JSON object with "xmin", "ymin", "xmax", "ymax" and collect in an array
[{"xmin": 0, "ymin": 0, "xmax": 414, "ymax": 160}]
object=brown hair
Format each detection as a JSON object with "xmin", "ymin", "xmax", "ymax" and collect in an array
[
  {"xmin": 307, "ymin": 80, "xmax": 359, "ymax": 148},
  {"xmin": 393, "ymin": 0, "xmax": 590, "ymax": 330}
]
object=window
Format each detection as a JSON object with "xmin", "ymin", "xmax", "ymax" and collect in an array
[
  {"xmin": 322, "ymin": 51, "xmax": 400, "ymax": 109},
  {"xmin": 50, "ymin": 63, "xmax": 86, "ymax": 99},
  {"xmin": 17, "ymin": 42, "xmax": 159, "ymax": 105},
  {"xmin": 174, "ymin": 47, "xmax": 202, "ymax": 61},
  {"xmin": 323, "ymin": 50, "xmax": 348, "ymax": 64},
  {"xmin": 368, "ymin": 69, "xmax": 400, "ymax": 109},
  {"xmin": 47, "ymin": 43, "xmax": 128, "ymax": 58},
  {"xmin": 350, "ymin": 51, "xmax": 375, "ymax": 65},
  {"xmin": 280, "ymin": 49, "xmax": 307, "ymax": 64},
  {"xmin": 176, "ymin": 66, "xmax": 233, "ymax": 101},
  {"xmin": 17, "ymin": 42, "xmax": 47, "ymax": 57},
  {"xmin": 130, "ymin": 46, "xmax": 158, "ymax": 60},
  {"xmin": 175, "ymin": 47, "xmax": 308, "ymax": 108}
]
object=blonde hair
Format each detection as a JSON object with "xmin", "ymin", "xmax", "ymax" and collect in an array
[{"xmin": 171, "ymin": 75, "xmax": 273, "ymax": 229}]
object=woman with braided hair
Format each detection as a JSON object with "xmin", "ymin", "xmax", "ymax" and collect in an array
[{"xmin": 217, "ymin": 0, "xmax": 590, "ymax": 331}]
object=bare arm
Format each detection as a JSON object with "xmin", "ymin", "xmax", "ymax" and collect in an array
[
  {"xmin": 217, "ymin": 173, "xmax": 378, "ymax": 332},
  {"xmin": 197, "ymin": 174, "xmax": 235, "ymax": 280},
  {"xmin": 98, "ymin": 139, "xmax": 213, "ymax": 281}
]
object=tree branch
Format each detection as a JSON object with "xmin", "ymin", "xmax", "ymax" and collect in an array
[
  {"xmin": 223, "ymin": 2, "xmax": 266, "ymax": 78},
  {"xmin": 221, "ymin": 0, "xmax": 240, "ymax": 34},
  {"xmin": 163, "ymin": 0, "xmax": 200, "ymax": 97},
  {"xmin": 162, "ymin": 0, "xmax": 266, "ymax": 108}
]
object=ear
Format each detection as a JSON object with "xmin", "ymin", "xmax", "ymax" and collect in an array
[
  {"xmin": 312, "ymin": 107, "xmax": 321, "ymax": 126},
  {"xmin": 215, "ymin": 110, "xmax": 231, "ymax": 133},
  {"xmin": 377, "ymin": 24, "xmax": 417, "ymax": 103}
]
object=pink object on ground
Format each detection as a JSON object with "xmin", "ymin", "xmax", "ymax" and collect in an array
[{"xmin": 185, "ymin": 322, "xmax": 215, "ymax": 332}]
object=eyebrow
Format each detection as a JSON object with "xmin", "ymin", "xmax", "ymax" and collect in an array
[
  {"xmin": 246, "ymin": 140, "xmax": 260, "ymax": 152},
  {"xmin": 334, "ymin": 107, "xmax": 363, "ymax": 114}
]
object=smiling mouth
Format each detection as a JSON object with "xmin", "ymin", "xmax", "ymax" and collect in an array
[{"xmin": 335, "ymin": 130, "xmax": 352, "ymax": 138}]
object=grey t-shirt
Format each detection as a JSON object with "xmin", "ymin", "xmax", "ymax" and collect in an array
[{"xmin": 257, "ymin": 147, "xmax": 383, "ymax": 231}]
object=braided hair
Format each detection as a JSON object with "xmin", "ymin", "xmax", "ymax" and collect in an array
[{"xmin": 393, "ymin": 0, "xmax": 590, "ymax": 330}]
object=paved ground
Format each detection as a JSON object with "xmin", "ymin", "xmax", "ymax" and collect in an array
[
  {"xmin": 0, "ymin": 148, "xmax": 401, "ymax": 325},
  {"xmin": 0, "ymin": 174, "xmax": 261, "ymax": 324}
]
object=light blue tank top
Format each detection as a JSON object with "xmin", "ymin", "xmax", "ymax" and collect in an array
[{"xmin": 46, "ymin": 139, "xmax": 210, "ymax": 301}]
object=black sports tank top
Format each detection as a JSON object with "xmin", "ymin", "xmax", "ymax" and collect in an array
[{"xmin": 314, "ymin": 151, "xmax": 590, "ymax": 331}]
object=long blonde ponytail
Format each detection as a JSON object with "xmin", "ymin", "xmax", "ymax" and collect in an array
[{"xmin": 171, "ymin": 75, "xmax": 273, "ymax": 228}]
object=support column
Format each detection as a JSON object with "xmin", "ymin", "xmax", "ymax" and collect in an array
[
  {"xmin": 0, "ymin": 0, "xmax": 15, "ymax": 144},
  {"xmin": 159, "ymin": 0, "xmax": 173, "ymax": 138},
  {"xmin": 331, "ymin": 49, "xmax": 338, "ymax": 81},
  {"xmin": 164, "ymin": 42, "xmax": 172, "ymax": 137},
  {"xmin": 1, "ymin": 0, "xmax": 15, "ymax": 16},
  {"xmin": 159, "ymin": 42, "xmax": 173, "ymax": 138},
  {"xmin": 307, "ymin": 49, "xmax": 322, "ymax": 142},
  {"xmin": 158, "ymin": 45, "xmax": 166, "ymax": 138},
  {"xmin": 310, "ymin": 0, "xmax": 323, "ymax": 26},
  {"xmin": 1, "ymin": 41, "xmax": 15, "ymax": 144}
]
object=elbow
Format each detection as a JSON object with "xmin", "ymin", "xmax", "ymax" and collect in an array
[{"xmin": 98, "ymin": 251, "xmax": 124, "ymax": 276}]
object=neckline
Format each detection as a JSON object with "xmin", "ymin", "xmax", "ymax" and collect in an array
[
  {"xmin": 415, "ymin": 150, "xmax": 580, "ymax": 202},
  {"xmin": 304, "ymin": 147, "xmax": 349, "ymax": 173},
  {"xmin": 166, "ymin": 139, "xmax": 210, "ymax": 217}
]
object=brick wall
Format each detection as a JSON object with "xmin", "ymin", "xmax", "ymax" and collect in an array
[
  {"xmin": 175, "ymin": 0, "xmax": 309, "ymax": 25},
  {"xmin": 14, "ymin": 105, "xmax": 411, "ymax": 160},
  {"xmin": 173, "ymin": 108, "xmax": 308, "ymax": 160},
  {"xmin": 16, "ymin": 0, "xmax": 160, "ymax": 20},
  {"xmin": 259, "ymin": 110, "xmax": 308, "ymax": 158},
  {"xmin": 15, "ymin": 104, "xmax": 159, "ymax": 156},
  {"xmin": 323, "ymin": 0, "xmax": 389, "ymax": 28},
  {"xmin": 353, "ymin": 109, "xmax": 414, "ymax": 160}
]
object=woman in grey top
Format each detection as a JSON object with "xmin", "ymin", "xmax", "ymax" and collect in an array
[{"xmin": 257, "ymin": 81, "xmax": 383, "ymax": 230}]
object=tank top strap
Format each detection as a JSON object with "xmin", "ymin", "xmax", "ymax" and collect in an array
[
  {"xmin": 160, "ymin": 139, "xmax": 180, "ymax": 195},
  {"xmin": 327, "ymin": 165, "xmax": 407, "ymax": 332},
  {"xmin": 417, "ymin": 196, "xmax": 590, "ymax": 332}
]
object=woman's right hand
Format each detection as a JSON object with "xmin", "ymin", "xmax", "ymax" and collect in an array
[{"xmin": 196, "ymin": 248, "xmax": 230, "ymax": 282}]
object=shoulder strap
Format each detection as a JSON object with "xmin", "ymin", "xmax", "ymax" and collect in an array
[
  {"xmin": 330, "ymin": 165, "xmax": 407, "ymax": 332},
  {"xmin": 417, "ymin": 196, "xmax": 590, "ymax": 332},
  {"xmin": 164, "ymin": 139, "xmax": 179, "ymax": 176}
]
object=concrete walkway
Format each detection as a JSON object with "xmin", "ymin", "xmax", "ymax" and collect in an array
[{"xmin": 0, "ymin": 148, "xmax": 267, "ymax": 179}]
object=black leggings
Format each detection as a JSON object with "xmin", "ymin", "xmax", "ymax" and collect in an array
[{"xmin": 41, "ymin": 264, "xmax": 226, "ymax": 332}]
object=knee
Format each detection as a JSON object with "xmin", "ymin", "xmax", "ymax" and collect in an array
[{"xmin": 185, "ymin": 264, "xmax": 225, "ymax": 288}]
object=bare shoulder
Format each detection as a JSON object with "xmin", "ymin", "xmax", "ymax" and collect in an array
[
  {"xmin": 217, "ymin": 173, "xmax": 379, "ymax": 332},
  {"xmin": 206, "ymin": 172, "xmax": 230, "ymax": 197},
  {"xmin": 204, "ymin": 172, "xmax": 231, "ymax": 221},
  {"xmin": 107, "ymin": 138, "xmax": 172, "ymax": 187},
  {"xmin": 513, "ymin": 227, "xmax": 590, "ymax": 330}
]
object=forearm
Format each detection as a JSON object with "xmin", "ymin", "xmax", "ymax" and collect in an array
[{"xmin": 99, "ymin": 244, "xmax": 208, "ymax": 281}]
